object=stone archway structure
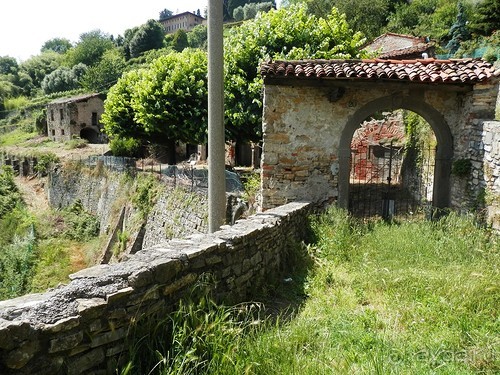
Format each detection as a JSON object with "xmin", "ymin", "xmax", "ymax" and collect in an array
[
  {"xmin": 259, "ymin": 59, "xmax": 499, "ymax": 212},
  {"xmin": 338, "ymin": 94, "xmax": 453, "ymax": 210}
]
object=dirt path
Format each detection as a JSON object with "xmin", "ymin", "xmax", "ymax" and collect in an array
[{"xmin": 14, "ymin": 175, "xmax": 50, "ymax": 212}]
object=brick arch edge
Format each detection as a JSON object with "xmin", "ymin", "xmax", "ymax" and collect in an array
[{"xmin": 337, "ymin": 95, "xmax": 453, "ymax": 211}]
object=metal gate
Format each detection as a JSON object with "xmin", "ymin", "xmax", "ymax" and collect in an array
[{"xmin": 349, "ymin": 142, "xmax": 436, "ymax": 218}]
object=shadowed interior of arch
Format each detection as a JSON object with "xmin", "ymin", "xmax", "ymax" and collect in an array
[{"xmin": 348, "ymin": 109, "xmax": 437, "ymax": 218}]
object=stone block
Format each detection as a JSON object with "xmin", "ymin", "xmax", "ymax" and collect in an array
[
  {"xmin": 76, "ymin": 298, "xmax": 107, "ymax": 320},
  {"xmin": 106, "ymin": 287, "xmax": 134, "ymax": 304},
  {"xmin": 49, "ymin": 331, "xmax": 84, "ymax": 353},
  {"xmin": 162, "ymin": 273, "xmax": 197, "ymax": 296},
  {"xmin": 66, "ymin": 348, "xmax": 105, "ymax": 375},
  {"xmin": 151, "ymin": 258, "xmax": 182, "ymax": 284},
  {"xmin": 4, "ymin": 340, "xmax": 40, "ymax": 369},
  {"xmin": 90, "ymin": 327, "xmax": 126, "ymax": 348}
]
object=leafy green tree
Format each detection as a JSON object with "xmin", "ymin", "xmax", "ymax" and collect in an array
[
  {"xmin": 224, "ymin": 0, "xmax": 276, "ymax": 20},
  {"xmin": 0, "ymin": 56, "xmax": 18, "ymax": 75},
  {"xmin": 386, "ymin": 0, "xmax": 464, "ymax": 42},
  {"xmin": 129, "ymin": 20, "xmax": 165, "ymax": 58},
  {"xmin": 159, "ymin": 8, "xmax": 174, "ymax": 20},
  {"xmin": 283, "ymin": 0, "xmax": 391, "ymax": 40},
  {"xmin": 171, "ymin": 30, "xmax": 189, "ymax": 52},
  {"xmin": 20, "ymin": 51, "xmax": 63, "ymax": 89},
  {"xmin": 243, "ymin": 3, "xmax": 258, "ymax": 19},
  {"xmin": 101, "ymin": 70, "xmax": 141, "ymax": 139},
  {"xmin": 187, "ymin": 25, "xmax": 208, "ymax": 49},
  {"xmin": 102, "ymin": 49, "xmax": 208, "ymax": 163},
  {"xmin": 41, "ymin": 64, "xmax": 87, "ymax": 94},
  {"xmin": 121, "ymin": 26, "xmax": 140, "ymax": 60},
  {"xmin": 80, "ymin": 49, "xmax": 127, "ymax": 92},
  {"xmin": 233, "ymin": 6, "xmax": 245, "ymax": 21},
  {"xmin": 41, "ymin": 38, "xmax": 72, "ymax": 54},
  {"xmin": 65, "ymin": 30, "xmax": 114, "ymax": 67},
  {"xmin": 224, "ymin": 4, "xmax": 366, "ymax": 141},
  {"xmin": 469, "ymin": 0, "xmax": 500, "ymax": 36}
]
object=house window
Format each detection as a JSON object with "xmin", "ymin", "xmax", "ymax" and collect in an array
[
  {"xmin": 92, "ymin": 112, "xmax": 98, "ymax": 126},
  {"xmin": 50, "ymin": 110, "xmax": 54, "ymax": 121},
  {"xmin": 60, "ymin": 108, "xmax": 64, "ymax": 120},
  {"xmin": 51, "ymin": 129, "xmax": 55, "ymax": 136},
  {"xmin": 61, "ymin": 129, "xmax": 65, "ymax": 136}
]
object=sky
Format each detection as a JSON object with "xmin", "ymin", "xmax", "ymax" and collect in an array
[{"xmin": 0, "ymin": 0, "xmax": 209, "ymax": 61}]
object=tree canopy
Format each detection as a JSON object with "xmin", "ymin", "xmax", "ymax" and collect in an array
[
  {"xmin": 129, "ymin": 20, "xmax": 165, "ymax": 58},
  {"xmin": 102, "ymin": 49, "xmax": 208, "ymax": 161},
  {"xmin": 159, "ymin": 8, "xmax": 173, "ymax": 20},
  {"xmin": 469, "ymin": 0, "xmax": 500, "ymax": 36},
  {"xmin": 65, "ymin": 30, "xmax": 114, "ymax": 67},
  {"xmin": 41, "ymin": 38, "xmax": 73, "ymax": 54},
  {"xmin": 223, "ymin": 4, "xmax": 366, "ymax": 141}
]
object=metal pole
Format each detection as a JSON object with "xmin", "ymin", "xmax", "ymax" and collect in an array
[{"xmin": 208, "ymin": 0, "xmax": 226, "ymax": 232}]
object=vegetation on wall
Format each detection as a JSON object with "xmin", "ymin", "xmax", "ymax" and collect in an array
[{"xmin": 132, "ymin": 173, "xmax": 164, "ymax": 221}]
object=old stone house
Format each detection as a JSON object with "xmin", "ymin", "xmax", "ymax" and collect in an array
[
  {"xmin": 160, "ymin": 11, "xmax": 206, "ymax": 34},
  {"xmin": 46, "ymin": 93, "xmax": 106, "ymax": 143}
]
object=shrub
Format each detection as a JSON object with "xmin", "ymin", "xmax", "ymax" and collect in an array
[
  {"xmin": 34, "ymin": 152, "xmax": 60, "ymax": 175},
  {"xmin": 62, "ymin": 200, "xmax": 100, "ymax": 241},
  {"xmin": 0, "ymin": 166, "xmax": 23, "ymax": 217},
  {"xmin": 0, "ymin": 230, "xmax": 37, "ymax": 300},
  {"xmin": 132, "ymin": 174, "xmax": 162, "ymax": 220},
  {"xmin": 65, "ymin": 137, "xmax": 88, "ymax": 149},
  {"xmin": 109, "ymin": 136, "xmax": 142, "ymax": 157}
]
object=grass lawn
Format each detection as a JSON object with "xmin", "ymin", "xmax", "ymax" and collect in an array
[{"xmin": 122, "ymin": 209, "xmax": 499, "ymax": 375}]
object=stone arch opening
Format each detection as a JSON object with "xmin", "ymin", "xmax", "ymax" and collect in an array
[
  {"xmin": 338, "ymin": 96, "xmax": 453, "ymax": 211},
  {"xmin": 80, "ymin": 127, "xmax": 99, "ymax": 144}
]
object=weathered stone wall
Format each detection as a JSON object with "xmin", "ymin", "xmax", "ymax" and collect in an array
[
  {"xmin": 450, "ymin": 79, "xmax": 500, "ymax": 216},
  {"xmin": 47, "ymin": 166, "xmax": 127, "ymax": 236},
  {"xmin": 260, "ymin": 77, "xmax": 499, "ymax": 219},
  {"xmin": 143, "ymin": 187, "xmax": 208, "ymax": 248},
  {"xmin": 260, "ymin": 85, "xmax": 343, "ymax": 208},
  {"xmin": 47, "ymin": 167, "xmax": 209, "ymax": 248},
  {"xmin": 482, "ymin": 121, "xmax": 500, "ymax": 229},
  {"xmin": 0, "ymin": 202, "xmax": 310, "ymax": 374}
]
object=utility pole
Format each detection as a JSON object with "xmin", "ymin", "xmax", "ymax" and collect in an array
[{"xmin": 208, "ymin": 0, "xmax": 226, "ymax": 232}]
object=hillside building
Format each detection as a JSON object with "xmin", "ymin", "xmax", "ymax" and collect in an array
[
  {"xmin": 160, "ymin": 11, "xmax": 206, "ymax": 34},
  {"xmin": 47, "ymin": 93, "xmax": 106, "ymax": 144}
]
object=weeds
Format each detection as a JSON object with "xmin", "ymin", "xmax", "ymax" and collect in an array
[
  {"xmin": 120, "ymin": 277, "xmax": 265, "ymax": 375},
  {"xmin": 121, "ymin": 208, "xmax": 499, "ymax": 374}
]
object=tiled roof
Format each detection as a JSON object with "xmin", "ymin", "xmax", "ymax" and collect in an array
[{"xmin": 261, "ymin": 58, "xmax": 498, "ymax": 84}]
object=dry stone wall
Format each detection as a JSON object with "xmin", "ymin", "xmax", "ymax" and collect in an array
[
  {"xmin": 47, "ymin": 166, "xmax": 210, "ymax": 250},
  {"xmin": 0, "ymin": 201, "xmax": 311, "ymax": 374},
  {"xmin": 142, "ymin": 187, "xmax": 208, "ymax": 248}
]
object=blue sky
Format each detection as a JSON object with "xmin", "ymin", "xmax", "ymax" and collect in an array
[{"xmin": 0, "ymin": 0, "xmax": 208, "ymax": 61}]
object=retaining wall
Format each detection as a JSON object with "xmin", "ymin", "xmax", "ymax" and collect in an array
[{"xmin": 0, "ymin": 201, "xmax": 311, "ymax": 374}]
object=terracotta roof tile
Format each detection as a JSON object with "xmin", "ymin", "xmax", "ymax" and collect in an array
[{"xmin": 261, "ymin": 58, "xmax": 497, "ymax": 84}]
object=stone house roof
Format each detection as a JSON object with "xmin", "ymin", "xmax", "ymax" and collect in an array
[
  {"xmin": 261, "ymin": 58, "xmax": 498, "ymax": 84},
  {"xmin": 363, "ymin": 32, "xmax": 435, "ymax": 59},
  {"xmin": 48, "ymin": 93, "xmax": 104, "ymax": 105}
]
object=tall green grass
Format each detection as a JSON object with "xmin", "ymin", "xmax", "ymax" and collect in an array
[{"xmin": 121, "ymin": 208, "xmax": 498, "ymax": 374}]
